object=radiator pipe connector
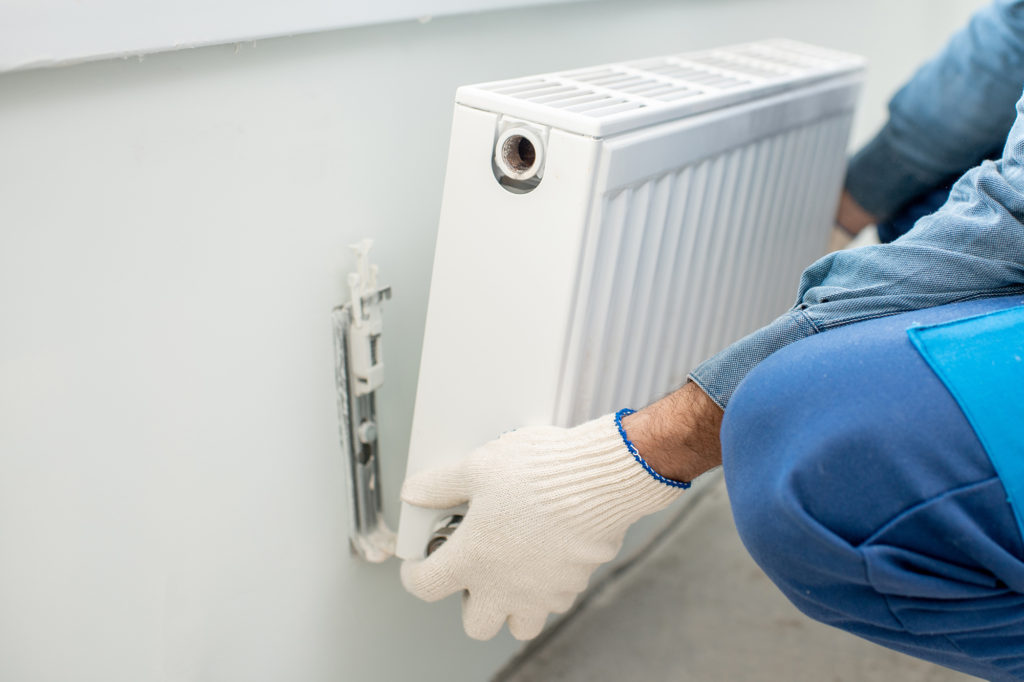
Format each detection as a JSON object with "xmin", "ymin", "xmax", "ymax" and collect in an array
[{"xmin": 495, "ymin": 127, "xmax": 544, "ymax": 183}]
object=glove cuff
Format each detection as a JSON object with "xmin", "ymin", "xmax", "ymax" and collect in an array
[{"xmin": 548, "ymin": 412, "xmax": 686, "ymax": 522}]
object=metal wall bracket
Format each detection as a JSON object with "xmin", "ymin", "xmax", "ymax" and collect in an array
[{"xmin": 332, "ymin": 239, "xmax": 395, "ymax": 562}]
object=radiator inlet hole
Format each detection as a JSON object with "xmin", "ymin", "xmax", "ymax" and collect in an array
[
  {"xmin": 502, "ymin": 135, "xmax": 536, "ymax": 173},
  {"xmin": 494, "ymin": 126, "xmax": 545, "ymax": 192}
]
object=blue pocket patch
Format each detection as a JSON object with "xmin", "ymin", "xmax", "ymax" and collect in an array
[{"xmin": 908, "ymin": 305, "xmax": 1024, "ymax": 537}]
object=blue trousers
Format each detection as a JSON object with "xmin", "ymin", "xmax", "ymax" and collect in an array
[{"xmin": 723, "ymin": 295, "xmax": 1024, "ymax": 681}]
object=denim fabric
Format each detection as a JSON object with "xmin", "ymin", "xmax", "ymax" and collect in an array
[
  {"xmin": 845, "ymin": 0, "xmax": 1024, "ymax": 221},
  {"xmin": 690, "ymin": 84, "xmax": 1024, "ymax": 409},
  {"xmin": 723, "ymin": 296, "xmax": 1024, "ymax": 681},
  {"xmin": 876, "ymin": 185, "xmax": 952, "ymax": 243}
]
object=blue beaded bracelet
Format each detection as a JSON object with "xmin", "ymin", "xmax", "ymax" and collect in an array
[{"xmin": 614, "ymin": 408, "xmax": 692, "ymax": 490}]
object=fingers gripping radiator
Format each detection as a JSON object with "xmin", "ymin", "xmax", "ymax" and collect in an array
[{"xmin": 397, "ymin": 39, "xmax": 865, "ymax": 559}]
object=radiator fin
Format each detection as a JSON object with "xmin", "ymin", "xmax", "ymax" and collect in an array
[{"xmin": 558, "ymin": 113, "xmax": 852, "ymax": 424}]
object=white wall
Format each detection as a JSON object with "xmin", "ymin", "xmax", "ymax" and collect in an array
[
  {"xmin": 0, "ymin": 1, "xmax": 987, "ymax": 680},
  {"xmin": 0, "ymin": 0, "xmax": 591, "ymax": 72}
]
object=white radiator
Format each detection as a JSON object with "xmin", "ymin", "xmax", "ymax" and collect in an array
[{"xmin": 397, "ymin": 39, "xmax": 865, "ymax": 559}]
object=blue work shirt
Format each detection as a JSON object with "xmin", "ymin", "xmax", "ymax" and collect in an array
[{"xmin": 690, "ymin": 0, "xmax": 1024, "ymax": 408}]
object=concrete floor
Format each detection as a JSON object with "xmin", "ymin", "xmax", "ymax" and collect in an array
[{"xmin": 497, "ymin": 478, "xmax": 979, "ymax": 682}]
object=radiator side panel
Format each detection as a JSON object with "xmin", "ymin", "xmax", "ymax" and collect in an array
[{"xmin": 396, "ymin": 105, "xmax": 600, "ymax": 559}]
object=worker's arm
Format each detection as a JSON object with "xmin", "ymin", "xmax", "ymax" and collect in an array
[
  {"xmin": 623, "ymin": 73, "xmax": 1024, "ymax": 546},
  {"xmin": 838, "ymin": 0, "xmax": 1024, "ymax": 232},
  {"xmin": 692, "ymin": 86, "xmax": 1024, "ymax": 410}
]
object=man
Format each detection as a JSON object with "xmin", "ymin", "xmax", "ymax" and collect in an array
[{"xmin": 401, "ymin": 2, "xmax": 1024, "ymax": 679}]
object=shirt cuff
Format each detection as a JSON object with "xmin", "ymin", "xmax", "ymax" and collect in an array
[
  {"xmin": 689, "ymin": 309, "xmax": 820, "ymax": 409},
  {"xmin": 844, "ymin": 123, "xmax": 942, "ymax": 222}
]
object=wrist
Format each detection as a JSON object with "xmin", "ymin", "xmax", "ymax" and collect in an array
[
  {"xmin": 835, "ymin": 189, "xmax": 876, "ymax": 235},
  {"xmin": 619, "ymin": 381, "xmax": 724, "ymax": 482},
  {"xmin": 614, "ymin": 409, "xmax": 691, "ymax": 489}
]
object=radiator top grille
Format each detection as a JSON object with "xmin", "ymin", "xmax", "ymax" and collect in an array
[{"xmin": 456, "ymin": 39, "xmax": 864, "ymax": 136}]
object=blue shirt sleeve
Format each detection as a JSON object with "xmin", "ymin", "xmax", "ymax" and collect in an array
[
  {"xmin": 690, "ymin": 87, "xmax": 1024, "ymax": 409},
  {"xmin": 845, "ymin": 0, "xmax": 1024, "ymax": 221}
]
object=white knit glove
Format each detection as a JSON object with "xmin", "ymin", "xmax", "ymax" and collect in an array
[{"xmin": 400, "ymin": 412, "xmax": 686, "ymax": 641}]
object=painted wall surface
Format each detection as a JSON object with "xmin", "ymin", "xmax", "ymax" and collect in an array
[
  {"xmin": 0, "ymin": 0, "xmax": 590, "ymax": 72},
  {"xmin": 0, "ymin": 1, "xmax": 987, "ymax": 680}
]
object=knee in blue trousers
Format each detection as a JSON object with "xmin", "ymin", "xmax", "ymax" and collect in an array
[{"xmin": 722, "ymin": 295, "xmax": 1024, "ymax": 681}]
